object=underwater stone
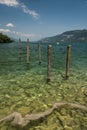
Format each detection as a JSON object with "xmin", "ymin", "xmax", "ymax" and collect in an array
[
  {"xmin": 72, "ymin": 125, "xmax": 81, "ymax": 130},
  {"xmin": 59, "ymin": 108, "xmax": 67, "ymax": 116},
  {"xmin": 4, "ymin": 94, "xmax": 11, "ymax": 99},
  {"xmin": 64, "ymin": 125, "xmax": 73, "ymax": 130},
  {"xmin": 17, "ymin": 106, "xmax": 29, "ymax": 116}
]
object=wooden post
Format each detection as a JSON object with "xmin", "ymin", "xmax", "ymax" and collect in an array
[
  {"xmin": 66, "ymin": 45, "xmax": 71, "ymax": 79},
  {"xmin": 26, "ymin": 38, "xmax": 30, "ymax": 64},
  {"xmin": 27, "ymin": 38, "xmax": 29, "ymax": 45},
  {"xmin": 18, "ymin": 38, "xmax": 22, "ymax": 60},
  {"xmin": 47, "ymin": 45, "xmax": 52, "ymax": 83},
  {"xmin": 38, "ymin": 43, "xmax": 41, "ymax": 65}
]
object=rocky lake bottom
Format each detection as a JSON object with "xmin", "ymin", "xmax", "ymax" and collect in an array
[{"xmin": 0, "ymin": 42, "xmax": 87, "ymax": 130}]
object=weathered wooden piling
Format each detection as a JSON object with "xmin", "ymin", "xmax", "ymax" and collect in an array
[
  {"xmin": 66, "ymin": 45, "xmax": 71, "ymax": 79},
  {"xmin": 18, "ymin": 38, "xmax": 22, "ymax": 60},
  {"xmin": 26, "ymin": 38, "xmax": 30, "ymax": 64},
  {"xmin": 47, "ymin": 45, "xmax": 52, "ymax": 83},
  {"xmin": 38, "ymin": 43, "xmax": 41, "ymax": 65}
]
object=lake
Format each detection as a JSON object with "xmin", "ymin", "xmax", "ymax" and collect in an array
[{"xmin": 0, "ymin": 42, "xmax": 87, "ymax": 130}]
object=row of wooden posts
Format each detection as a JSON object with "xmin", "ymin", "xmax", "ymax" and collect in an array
[{"xmin": 18, "ymin": 38, "xmax": 71, "ymax": 83}]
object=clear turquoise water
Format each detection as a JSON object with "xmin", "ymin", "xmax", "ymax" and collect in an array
[
  {"xmin": 0, "ymin": 42, "xmax": 87, "ymax": 130},
  {"xmin": 0, "ymin": 42, "xmax": 87, "ymax": 73}
]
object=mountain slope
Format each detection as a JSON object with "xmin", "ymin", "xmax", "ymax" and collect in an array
[{"xmin": 39, "ymin": 29, "xmax": 87, "ymax": 43}]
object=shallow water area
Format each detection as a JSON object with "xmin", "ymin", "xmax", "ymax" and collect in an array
[{"xmin": 0, "ymin": 42, "xmax": 87, "ymax": 130}]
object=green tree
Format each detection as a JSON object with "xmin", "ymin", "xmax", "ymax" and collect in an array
[{"xmin": 0, "ymin": 33, "xmax": 13, "ymax": 43}]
